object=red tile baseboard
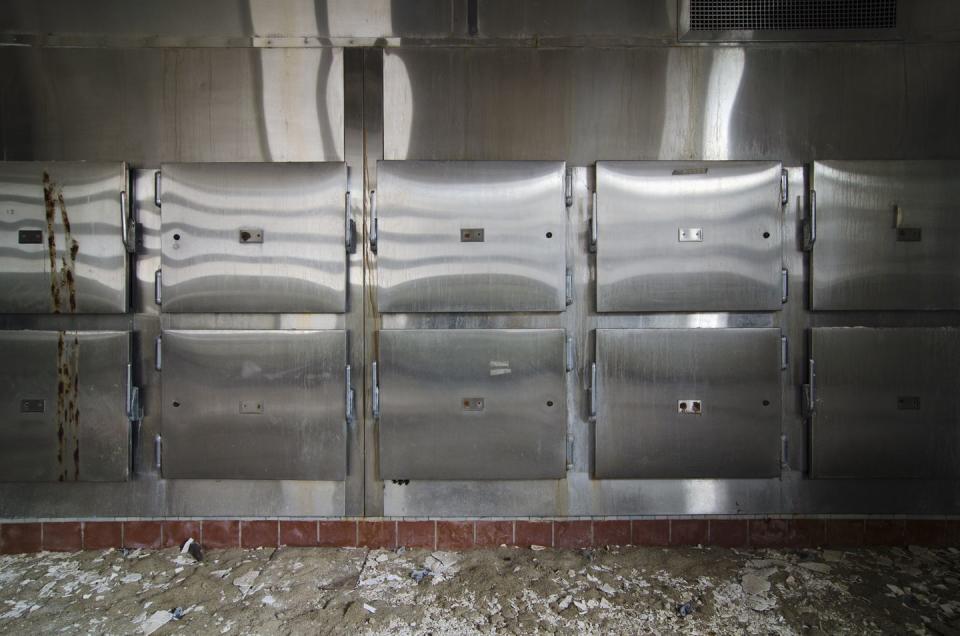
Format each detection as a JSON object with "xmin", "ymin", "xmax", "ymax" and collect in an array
[{"xmin": 0, "ymin": 518, "xmax": 955, "ymax": 554}]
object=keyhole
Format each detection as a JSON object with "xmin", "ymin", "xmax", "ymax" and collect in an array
[
  {"xmin": 545, "ymin": 232, "xmax": 553, "ymax": 239},
  {"xmin": 546, "ymin": 400, "xmax": 554, "ymax": 407},
  {"xmin": 173, "ymin": 233, "xmax": 181, "ymax": 241},
  {"xmin": 762, "ymin": 231, "xmax": 770, "ymax": 239},
  {"xmin": 240, "ymin": 231, "xmax": 251, "ymax": 241},
  {"xmin": 172, "ymin": 401, "xmax": 180, "ymax": 408}
]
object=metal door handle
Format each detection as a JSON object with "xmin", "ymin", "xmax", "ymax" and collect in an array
[
  {"xmin": 120, "ymin": 190, "xmax": 130, "ymax": 251},
  {"xmin": 154, "ymin": 270, "xmax": 162, "ymax": 305},
  {"xmin": 345, "ymin": 364, "xmax": 355, "ymax": 423},
  {"xmin": 589, "ymin": 361, "xmax": 598, "ymax": 417},
  {"xmin": 369, "ymin": 190, "xmax": 378, "ymax": 253},
  {"xmin": 590, "ymin": 191, "xmax": 598, "ymax": 252},
  {"xmin": 809, "ymin": 189, "xmax": 816, "ymax": 246},
  {"xmin": 345, "ymin": 191, "xmax": 356, "ymax": 253},
  {"xmin": 371, "ymin": 361, "xmax": 380, "ymax": 418},
  {"xmin": 154, "ymin": 171, "xmax": 162, "ymax": 208}
]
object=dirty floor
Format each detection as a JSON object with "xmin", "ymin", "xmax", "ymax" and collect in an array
[{"xmin": 2, "ymin": 543, "xmax": 960, "ymax": 635}]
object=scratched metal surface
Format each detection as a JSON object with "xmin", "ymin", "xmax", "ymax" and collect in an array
[
  {"xmin": 0, "ymin": 330, "xmax": 130, "ymax": 482},
  {"xmin": 0, "ymin": 162, "xmax": 129, "ymax": 314}
]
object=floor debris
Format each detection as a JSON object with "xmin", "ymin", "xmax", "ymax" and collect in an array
[{"xmin": 1, "ymin": 544, "xmax": 959, "ymax": 634}]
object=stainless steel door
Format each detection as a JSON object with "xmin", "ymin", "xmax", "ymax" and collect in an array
[
  {"xmin": 810, "ymin": 161, "xmax": 960, "ymax": 310},
  {"xmin": 596, "ymin": 161, "xmax": 783, "ymax": 312},
  {"xmin": 375, "ymin": 161, "xmax": 567, "ymax": 312},
  {"xmin": 810, "ymin": 327, "xmax": 960, "ymax": 479},
  {"xmin": 159, "ymin": 162, "xmax": 347, "ymax": 313},
  {"xmin": 378, "ymin": 329, "xmax": 567, "ymax": 479},
  {"xmin": 595, "ymin": 328, "xmax": 782, "ymax": 478},
  {"xmin": 0, "ymin": 162, "xmax": 129, "ymax": 313},
  {"xmin": 0, "ymin": 330, "xmax": 130, "ymax": 482},
  {"xmin": 160, "ymin": 330, "xmax": 347, "ymax": 480}
]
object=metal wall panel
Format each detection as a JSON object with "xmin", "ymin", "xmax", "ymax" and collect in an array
[
  {"xmin": 0, "ymin": 48, "xmax": 344, "ymax": 164},
  {"xmin": 375, "ymin": 161, "xmax": 567, "ymax": 312},
  {"xmin": 0, "ymin": 330, "xmax": 130, "ymax": 482},
  {"xmin": 160, "ymin": 330, "xmax": 347, "ymax": 480},
  {"xmin": 595, "ymin": 328, "xmax": 782, "ymax": 479},
  {"xmin": 378, "ymin": 329, "xmax": 567, "ymax": 479},
  {"xmin": 159, "ymin": 163, "xmax": 347, "ymax": 313},
  {"xmin": 596, "ymin": 161, "xmax": 784, "ymax": 312},
  {"xmin": 383, "ymin": 46, "xmax": 960, "ymax": 164},
  {"xmin": 810, "ymin": 160, "xmax": 960, "ymax": 310},
  {"xmin": 0, "ymin": 162, "xmax": 128, "ymax": 314},
  {"xmin": 810, "ymin": 327, "xmax": 960, "ymax": 479}
]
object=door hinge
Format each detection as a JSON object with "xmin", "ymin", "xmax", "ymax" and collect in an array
[
  {"xmin": 564, "ymin": 169, "xmax": 573, "ymax": 208},
  {"xmin": 589, "ymin": 191, "xmax": 598, "ymax": 253},
  {"xmin": 803, "ymin": 189, "xmax": 817, "ymax": 251},
  {"xmin": 565, "ymin": 269, "xmax": 573, "ymax": 306},
  {"xmin": 802, "ymin": 358, "xmax": 816, "ymax": 416},
  {"xmin": 154, "ymin": 269, "xmax": 162, "ymax": 305},
  {"xmin": 589, "ymin": 361, "xmax": 598, "ymax": 419},
  {"xmin": 565, "ymin": 336, "xmax": 575, "ymax": 372},
  {"xmin": 126, "ymin": 363, "xmax": 143, "ymax": 422},
  {"xmin": 780, "ymin": 168, "xmax": 789, "ymax": 206},
  {"xmin": 780, "ymin": 335, "xmax": 788, "ymax": 370},
  {"xmin": 345, "ymin": 191, "xmax": 357, "ymax": 254},
  {"xmin": 154, "ymin": 170, "xmax": 162, "ymax": 208},
  {"xmin": 345, "ymin": 364, "xmax": 355, "ymax": 423},
  {"xmin": 154, "ymin": 336, "xmax": 162, "ymax": 372},
  {"xmin": 369, "ymin": 190, "xmax": 378, "ymax": 254},
  {"xmin": 154, "ymin": 434, "xmax": 162, "ymax": 471},
  {"xmin": 781, "ymin": 268, "xmax": 789, "ymax": 303},
  {"xmin": 371, "ymin": 361, "xmax": 380, "ymax": 419}
]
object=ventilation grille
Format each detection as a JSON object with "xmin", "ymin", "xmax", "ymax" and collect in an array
[{"xmin": 689, "ymin": 0, "xmax": 897, "ymax": 31}]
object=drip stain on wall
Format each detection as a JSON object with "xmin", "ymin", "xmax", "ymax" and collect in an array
[{"xmin": 42, "ymin": 171, "xmax": 79, "ymax": 314}]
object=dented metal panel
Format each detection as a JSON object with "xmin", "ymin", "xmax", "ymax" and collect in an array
[
  {"xmin": 375, "ymin": 161, "xmax": 567, "ymax": 312},
  {"xmin": 595, "ymin": 328, "xmax": 782, "ymax": 479},
  {"xmin": 810, "ymin": 161, "xmax": 960, "ymax": 310},
  {"xmin": 0, "ymin": 330, "xmax": 130, "ymax": 482},
  {"xmin": 160, "ymin": 330, "xmax": 347, "ymax": 480},
  {"xmin": 810, "ymin": 328, "xmax": 960, "ymax": 479},
  {"xmin": 378, "ymin": 329, "xmax": 567, "ymax": 479},
  {"xmin": 159, "ymin": 162, "xmax": 347, "ymax": 313},
  {"xmin": 0, "ymin": 162, "xmax": 129, "ymax": 314},
  {"xmin": 596, "ymin": 161, "xmax": 784, "ymax": 312}
]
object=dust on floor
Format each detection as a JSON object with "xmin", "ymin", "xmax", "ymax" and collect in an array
[{"xmin": 2, "ymin": 542, "xmax": 960, "ymax": 635}]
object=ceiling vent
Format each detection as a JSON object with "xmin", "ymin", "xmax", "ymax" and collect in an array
[{"xmin": 681, "ymin": 0, "xmax": 898, "ymax": 40}]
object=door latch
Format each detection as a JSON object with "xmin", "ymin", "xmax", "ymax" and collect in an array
[
  {"xmin": 369, "ymin": 190, "xmax": 378, "ymax": 253},
  {"xmin": 803, "ymin": 190, "xmax": 816, "ymax": 251},
  {"xmin": 371, "ymin": 361, "xmax": 380, "ymax": 419}
]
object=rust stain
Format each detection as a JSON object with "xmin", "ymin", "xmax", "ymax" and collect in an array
[
  {"xmin": 42, "ymin": 171, "xmax": 79, "ymax": 314},
  {"xmin": 55, "ymin": 331, "xmax": 81, "ymax": 481}
]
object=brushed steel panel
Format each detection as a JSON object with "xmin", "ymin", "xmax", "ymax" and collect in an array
[
  {"xmin": 0, "ymin": 162, "xmax": 128, "ymax": 313},
  {"xmin": 161, "ymin": 330, "xmax": 347, "ymax": 480},
  {"xmin": 595, "ymin": 328, "xmax": 782, "ymax": 479},
  {"xmin": 810, "ymin": 160, "xmax": 960, "ymax": 310},
  {"xmin": 376, "ymin": 161, "xmax": 566, "ymax": 312},
  {"xmin": 378, "ymin": 329, "xmax": 566, "ymax": 480},
  {"xmin": 596, "ymin": 161, "xmax": 783, "ymax": 312},
  {"xmin": 160, "ymin": 163, "xmax": 347, "ymax": 313},
  {"xmin": 383, "ymin": 46, "xmax": 960, "ymax": 165},
  {"xmin": 810, "ymin": 327, "xmax": 960, "ymax": 479},
  {"xmin": 0, "ymin": 330, "xmax": 130, "ymax": 482},
  {"xmin": 0, "ymin": 48, "xmax": 344, "ymax": 164}
]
